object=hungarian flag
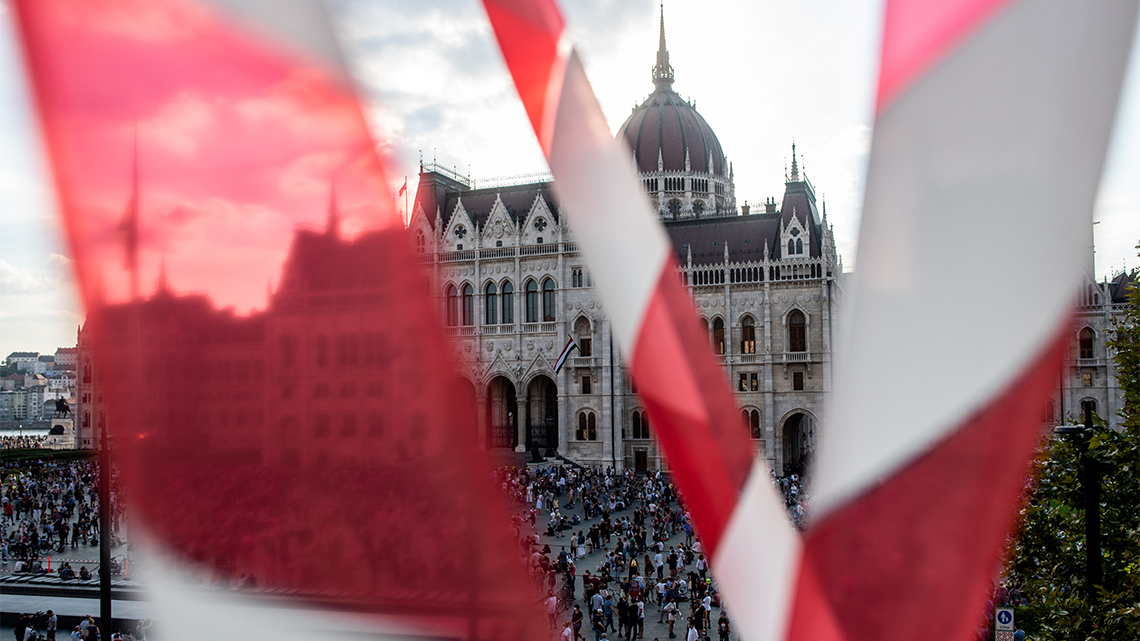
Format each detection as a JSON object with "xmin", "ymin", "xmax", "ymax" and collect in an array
[
  {"xmin": 480, "ymin": 2, "xmax": 1137, "ymax": 641},
  {"xmin": 553, "ymin": 336, "xmax": 578, "ymax": 373},
  {"xmin": 13, "ymin": 1, "xmax": 545, "ymax": 638}
]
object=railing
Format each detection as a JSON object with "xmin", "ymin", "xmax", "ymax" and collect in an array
[
  {"xmin": 520, "ymin": 244, "xmax": 560, "ymax": 256},
  {"xmin": 1077, "ymin": 358, "xmax": 1101, "ymax": 367},
  {"xmin": 481, "ymin": 324, "xmax": 515, "ymax": 335},
  {"xmin": 562, "ymin": 242, "xmax": 578, "ymax": 253},
  {"xmin": 439, "ymin": 250, "xmax": 476, "ymax": 263},
  {"xmin": 479, "ymin": 247, "xmax": 517, "ymax": 260},
  {"xmin": 570, "ymin": 356, "xmax": 598, "ymax": 368},
  {"xmin": 422, "ymin": 162, "xmax": 471, "ymax": 188},
  {"xmin": 783, "ymin": 352, "xmax": 810, "ymax": 363},
  {"xmin": 520, "ymin": 322, "xmax": 557, "ymax": 333},
  {"xmin": 738, "ymin": 354, "xmax": 757, "ymax": 364},
  {"xmin": 443, "ymin": 326, "xmax": 476, "ymax": 337},
  {"xmin": 471, "ymin": 171, "xmax": 553, "ymax": 190}
]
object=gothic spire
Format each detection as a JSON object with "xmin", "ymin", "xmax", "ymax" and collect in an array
[
  {"xmin": 156, "ymin": 257, "xmax": 171, "ymax": 295},
  {"xmin": 789, "ymin": 142, "xmax": 800, "ymax": 182},
  {"xmin": 652, "ymin": 4, "xmax": 674, "ymax": 89},
  {"xmin": 325, "ymin": 183, "xmax": 340, "ymax": 238}
]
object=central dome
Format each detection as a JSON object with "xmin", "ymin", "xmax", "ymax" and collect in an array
[
  {"xmin": 616, "ymin": 9, "xmax": 728, "ymax": 178},
  {"xmin": 617, "ymin": 89, "xmax": 727, "ymax": 176}
]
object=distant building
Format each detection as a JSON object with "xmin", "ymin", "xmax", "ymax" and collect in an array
[
  {"xmin": 54, "ymin": 347, "xmax": 78, "ymax": 371},
  {"xmin": 1050, "ymin": 270, "xmax": 1132, "ymax": 431},
  {"xmin": 6, "ymin": 352, "xmax": 39, "ymax": 372}
]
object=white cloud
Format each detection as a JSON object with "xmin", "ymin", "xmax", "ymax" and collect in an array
[{"xmin": 0, "ymin": 258, "xmax": 56, "ymax": 294}]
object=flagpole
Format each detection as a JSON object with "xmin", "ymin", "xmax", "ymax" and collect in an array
[{"xmin": 404, "ymin": 175, "xmax": 408, "ymax": 228}]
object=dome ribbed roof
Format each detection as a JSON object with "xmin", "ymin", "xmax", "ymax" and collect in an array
[
  {"xmin": 617, "ymin": 90, "xmax": 727, "ymax": 176},
  {"xmin": 616, "ymin": 8, "xmax": 727, "ymax": 177}
]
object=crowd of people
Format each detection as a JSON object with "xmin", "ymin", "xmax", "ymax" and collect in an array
[
  {"xmin": 12, "ymin": 611, "xmax": 151, "ymax": 641},
  {"xmin": 1, "ymin": 458, "xmax": 125, "ymax": 579},
  {"xmin": 773, "ymin": 471, "xmax": 810, "ymax": 530},
  {"xmin": 495, "ymin": 464, "xmax": 735, "ymax": 641},
  {"xmin": 1, "ymin": 435, "xmax": 49, "ymax": 450}
]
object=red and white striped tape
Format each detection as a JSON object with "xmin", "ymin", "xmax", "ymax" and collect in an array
[{"xmin": 481, "ymin": 2, "xmax": 1137, "ymax": 641}]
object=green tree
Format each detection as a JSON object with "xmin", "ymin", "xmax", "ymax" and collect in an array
[{"xmin": 1007, "ymin": 268, "xmax": 1139, "ymax": 640}]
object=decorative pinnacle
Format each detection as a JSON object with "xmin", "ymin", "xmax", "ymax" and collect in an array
[
  {"xmin": 789, "ymin": 142, "xmax": 800, "ymax": 182},
  {"xmin": 652, "ymin": 3, "xmax": 674, "ymax": 89},
  {"xmin": 325, "ymin": 184, "xmax": 340, "ymax": 238}
]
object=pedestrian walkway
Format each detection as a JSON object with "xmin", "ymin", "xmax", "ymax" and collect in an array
[{"xmin": 510, "ymin": 464, "xmax": 739, "ymax": 641}]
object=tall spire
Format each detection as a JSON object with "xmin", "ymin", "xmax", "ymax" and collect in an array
[
  {"xmin": 156, "ymin": 256, "xmax": 170, "ymax": 295},
  {"xmin": 652, "ymin": 3, "xmax": 674, "ymax": 89},
  {"xmin": 325, "ymin": 183, "xmax": 340, "ymax": 238},
  {"xmin": 789, "ymin": 141, "xmax": 800, "ymax": 182}
]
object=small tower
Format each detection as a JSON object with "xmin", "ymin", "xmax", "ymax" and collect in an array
[
  {"xmin": 325, "ymin": 186, "xmax": 340, "ymax": 239},
  {"xmin": 652, "ymin": 4, "xmax": 674, "ymax": 90}
]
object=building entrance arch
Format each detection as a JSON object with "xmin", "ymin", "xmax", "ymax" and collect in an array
[
  {"xmin": 526, "ymin": 374, "xmax": 558, "ymax": 455},
  {"xmin": 781, "ymin": 411, "xmax": 815, "ymax": 476},
  {"xmin": 486, "ymin": 376, "xmax": 518, "ymax": 448}
]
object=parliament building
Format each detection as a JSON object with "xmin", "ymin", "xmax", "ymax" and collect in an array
[{"xmin": 407, "ymin": 17, "xmax": 843, "ymax": 473}]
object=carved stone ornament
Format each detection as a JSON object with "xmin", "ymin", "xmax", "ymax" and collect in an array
[
  {"xmin": 454, "ymin": 225, "xmax": 467, "ymax": 239},
  {"xmin": 494, "ymin": 222, "xmax": 504, "ymax": 238},
  {"xmin": 534, "ymin": 218, "xmax": 547, "ymax": 232}
]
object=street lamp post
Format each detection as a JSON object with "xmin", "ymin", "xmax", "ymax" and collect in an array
[
  {"xmin": 99, "ymin": 418, "xmax": 112, "ymax": 630},
  {"xmin": 1052, "ymin": 404, "xmax": 1102, "ymax": 601}
]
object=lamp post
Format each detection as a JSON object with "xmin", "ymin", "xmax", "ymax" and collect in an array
[
  {"xmin": 99, "ymin": 417, "xmax": 112, "ymax": 630},
  {"xmin": 1052, "ymin": 404, "xmax": 1102, "ymax": 601}
]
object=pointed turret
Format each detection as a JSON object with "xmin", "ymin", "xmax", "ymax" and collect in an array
[
  {"xmin": 325, "ymin": 186, "xmax": 340, "ymax": 239},
  {"xmin": 155, "ymin": 257, "xmax": 171, "ymax": 295},
  {"xmin": 788, "ymin": 142, "xmax": 800, "ymax": 182},
  {"xmin": 652, "ymin": 4, "xmax": 674, "ymax": 89}
]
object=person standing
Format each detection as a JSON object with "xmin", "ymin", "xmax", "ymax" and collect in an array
[
  {"xmin": 636, "ymin": 598, "xmax": 645, "ymax": 639},
  {"xmin": 46, "ymin": 610, "xmax": 57, "ymax": 641},
  {"xmin": 716, "ymin": 611, "xmax": 729, "ymax": 641},
  {"xmin": 592, "ymin": 609, "xmax": 606, "ymax": 641},
  {"xmin": 685, "ymin": 618, "xmax": 699, "ymax": 641},
  {"xmin": 547, "ymin": 591, "xmax": 559, "ymax": 628}
]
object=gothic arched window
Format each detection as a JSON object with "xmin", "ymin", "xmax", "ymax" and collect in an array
[
  {"xmin": 578, "ymin": 411, "xmax": 598, "ymax": 441},
  {"xmin": 461, "ymin": 283, "xmax": 474, "ymax": 326},
  {"xmin": 415, "ymin": 229, "xmax": 425, "ymax": 254},
  {"xmin": 796, "ymin": 238, "xmax": 803, "ymax": 254},
  {"xmin": 542, "ymin": 278, "xmax": 556, "ymax": 322},
  {"xmin": 713, "ymin": 318, "xmax": 725, "ymax": 355},
  {"xmin": 485, "ymin": 282, "xmax": 498, "ymax": 325},
  {"xmin": 668, "ymin": 199, "xmax": 682, "ymax": 216},
  {"xmin": 788, "ymin": 310, "xmax": 806, "ymax": 352},
  {"xmin": 788, "ymin": 239, "xmax": 795, "ymax": 255},
  {"xmin": 445, "ymin": 285, "xmax": 459, "ymax": 327},
  {"xmin": 525, "ymin": 280, "xmax": 539, "ymax": 323},
  {"xmin": 1079, "ymin": 328, "xmax": 1095, "ymax": 359},
  {"xmin": 632, "ymin": 410, "xmax": 651, "ymax": 439},
  {"xmin": 575, "ymin": 317, "xmax": 592, "ymax": 357},
  {"xmin": 741, "ymin": 316, "xmax": 756, "ymax": 354},
  {"xmin": 502, "ymin": 281, "xmax": 514, "ymax": 324}
]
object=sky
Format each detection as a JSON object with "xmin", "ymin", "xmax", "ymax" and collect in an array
[{"xmin": 1, "ymin": 0, "xmax": 1139, "ymax": 357}]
